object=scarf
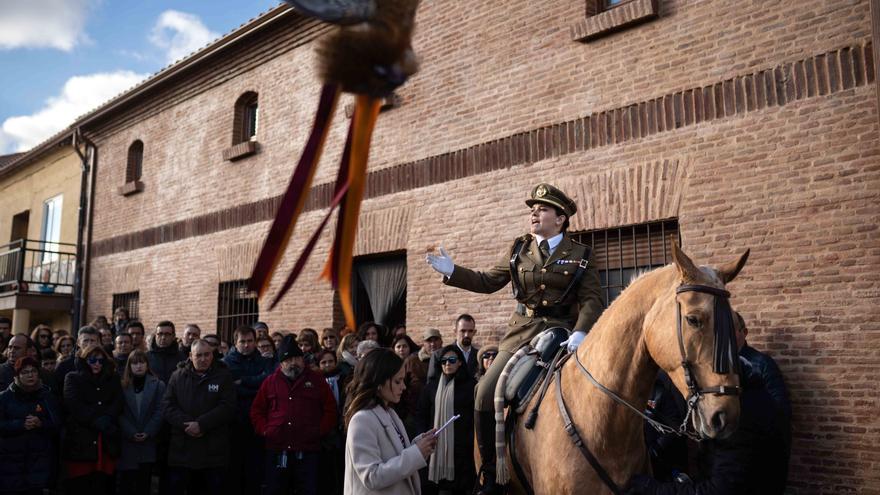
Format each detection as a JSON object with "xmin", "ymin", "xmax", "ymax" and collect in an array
[
  {"xmin": 428, "ymin": 373, "xmax": 456, "ymax": 483},
  {"xmin": 342, "ymin": 350, "xmax": 358, "ymax": 368}
]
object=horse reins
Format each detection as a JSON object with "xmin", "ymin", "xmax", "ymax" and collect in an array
[{"xmin": 556, "ymin": 283, "xmax": 742, "ymax": 494}]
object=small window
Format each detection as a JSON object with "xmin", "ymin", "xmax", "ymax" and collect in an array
[
  {"xmin": 112, "ymin": 291, "xmax": 140, "ymax": 320},
  {"xmin": 570, "ymin": 219, "xmax": 679, "ymax": 306},
  {"xmin": 233, "ymin": 92, "xmax": 259, "ymax": 144},
  {"xmin": 126, "ymin": 140, "xmax": 143, "ymax": 183},
  {"xmin": 573, "ymin": 0, "xmax": 659, "ymax": 42},
  {"xmin": 217, "ymin": 279, "xmax": 259, "ymax": 343}
]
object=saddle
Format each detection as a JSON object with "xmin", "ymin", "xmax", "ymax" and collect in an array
[{"xmin": 503, "ymin": 326, "xmax": 569, "ymax": 414}]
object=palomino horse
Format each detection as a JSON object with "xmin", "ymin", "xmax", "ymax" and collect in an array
[{"xmin": 502, "ymin": 243, "xmax": 749, "ymax": 494}]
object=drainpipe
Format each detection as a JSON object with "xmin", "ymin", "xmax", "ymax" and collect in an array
[{"xmin": 72, "ymin": 128, "xmax": 97, "ymax": 332}]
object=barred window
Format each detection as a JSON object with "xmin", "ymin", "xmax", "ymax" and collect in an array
[
  {"xmin": 112, "ymin": 291, "xmax": 140, "ymax": 320},
  {"xmin": 217, "ymin": 279, "xmax": 259, "ymax": 343},
  {"xmin": 570, "ymin": 219, "xmax": 680, "ymax": 306}
]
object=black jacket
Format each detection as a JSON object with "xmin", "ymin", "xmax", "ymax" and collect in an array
[
  {"xmin": 627, "ymin": 363, "xmax": 789, "ymax": 495},
  {"xmin": 161, "ymin": 359, "xmax": 236, "ymax": 469},
  {"xmin": 740, "ymin": 345, "xmax": 791, "ymax": 420},
  {"xmin": 415, "ymin": 366, "xmax": 476, "ymax": 492},
  {"xmin": 222, "ymin": 348, "xmax": 275, "ymax": 424},
  {"xmin": 62, "ymin": 358, "xmax": 124, "ymax": 461},
  {"xmin": 148, "ymin": 339, "xmax": 183, "ymax": 384},
  {"xmin": 0, "ymin": 383, "xmax": 61, "ymax": 492}
]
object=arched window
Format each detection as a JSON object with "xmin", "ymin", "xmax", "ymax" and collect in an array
[
  {"xmin": 233, "ymin": 92, "xmax": 259, "ymax": 144},
  {"xmin": 126, "ymin": 140, "xmax": 143, "ymax": 182}
]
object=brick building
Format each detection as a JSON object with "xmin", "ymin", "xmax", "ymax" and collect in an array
[{"xmin": 72, "ymin": 1, "xmax": 878, "ymax": 492}]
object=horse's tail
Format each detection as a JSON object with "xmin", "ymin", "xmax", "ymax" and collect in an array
[{"xmin": 495, "ymin": 346, "xmax": 530, "ymax": 485}]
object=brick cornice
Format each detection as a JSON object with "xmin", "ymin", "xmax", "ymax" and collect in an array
[{"xmin": 91, "ymin": 42, "xmax": 875, "ymax": 258}]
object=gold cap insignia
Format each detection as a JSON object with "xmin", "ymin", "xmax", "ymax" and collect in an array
[{"xmin": 535, "ymin": 185, "xmax": 547, "ymax": 198}]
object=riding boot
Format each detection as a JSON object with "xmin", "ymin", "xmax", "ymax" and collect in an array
[{"xmin": 475, "ymin": 410, "xmax": 504, "ymax": 495}]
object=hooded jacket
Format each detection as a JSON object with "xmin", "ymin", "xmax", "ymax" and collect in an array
[{"xmin": 161, "ymin": 358, "xmax": 235, "ymax": 469}]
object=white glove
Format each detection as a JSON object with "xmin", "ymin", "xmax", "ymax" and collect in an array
[
  {"xmin": 561, "ymin": 331, "xmax": 586, "ymax": 353},
  {"xmin": 426, "ymin": 246, "xmax": 454, "ymax": 277}
]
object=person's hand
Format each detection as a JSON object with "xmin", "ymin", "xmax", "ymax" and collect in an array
[
  {"xmin": 183, "ymin": 421, "xmax": 203, "ymax": 437},
  {"xmin": 24, "ymin": 415, "xmax": 41, "ymax": 430},
  {"xmin": 425, "ymin": 246, "xmax": 454, "ymax": 277},
  {"xmin": 415, "ymin": 429, "xmax": 438, "ymax": 459},
  {"xmin": 133, "ymin": 432, "xmax": 148, "ymax": 442},
  {"xmin": 561, "ymin": 331, "xmax": 586, "ymax": 353}
]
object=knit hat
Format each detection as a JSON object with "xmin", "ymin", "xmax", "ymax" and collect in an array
[
  {"xmin": 277, "ymin": 335, "xmax": 304, "ymax": 362},
  {"xmin": 14, "ymin": 356, "xmax": 40, "ymax": 376}
]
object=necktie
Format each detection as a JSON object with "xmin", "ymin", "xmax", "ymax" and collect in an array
[{"xmin": 539, "ymin": 240, "xmax": 551, "ymax": 264}]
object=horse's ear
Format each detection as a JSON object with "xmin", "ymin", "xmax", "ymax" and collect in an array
[
  {"xmin": 717, "ymin": 248, "xmax": 750, "ymax": 284},
  {"xmin": 671, "ymin": 242, "xmax": 701, "ymax": 283}
]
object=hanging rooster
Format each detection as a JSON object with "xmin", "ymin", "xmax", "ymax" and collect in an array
[{"xmin": 249, "ymin": 0, "xmax": 421, "ymax": 331}]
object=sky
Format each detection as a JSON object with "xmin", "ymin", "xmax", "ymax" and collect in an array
[{"xmin": 0, "ymin": 0, "xmax": 282, "ymax": 154}]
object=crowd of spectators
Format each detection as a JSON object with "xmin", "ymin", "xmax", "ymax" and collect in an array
[{"xmin": 0, "ymin": 307, "xmax": 791, "ymax": 495}]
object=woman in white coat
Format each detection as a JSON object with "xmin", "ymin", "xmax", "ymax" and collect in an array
[{"xmin": 344, "ymin": 348, "xmax": 437, "ymax": 495}]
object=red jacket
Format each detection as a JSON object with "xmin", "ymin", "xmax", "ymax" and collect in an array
[{"xmin": 250, "ymin": 367, "xmax": 336, "ymax": 452}]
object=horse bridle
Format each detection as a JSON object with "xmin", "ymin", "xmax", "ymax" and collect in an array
[{"xmin": 558, "ymin": 283, "xmax": 743, "ymax": 493}]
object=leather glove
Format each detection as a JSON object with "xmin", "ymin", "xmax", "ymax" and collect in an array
[
  {"xmin": 425, "ymin": 246, "xmax": 454, "ymax": 277},
  {"xmin": 561, "ymin": 331, "xmax": 586, "ymax": 353}
]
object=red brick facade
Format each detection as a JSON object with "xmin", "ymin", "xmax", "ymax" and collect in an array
[{"xmin": 82, "ymin": 1, "xmax": 879, "ymax": 492}]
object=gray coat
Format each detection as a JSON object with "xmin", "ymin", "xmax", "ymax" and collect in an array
[{"xmin": 117, "ymin": 375, "xmax": 166, "ymax": 470}]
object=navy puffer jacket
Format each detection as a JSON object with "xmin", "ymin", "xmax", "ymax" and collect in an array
[{"xmin": 0, "ymin": 382, "xmax": 61, "ymax": 492}]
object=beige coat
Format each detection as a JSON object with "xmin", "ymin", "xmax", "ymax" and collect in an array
[{"xmin": 344, "ymin": 404, "xmax": 426, "ymax": 495}]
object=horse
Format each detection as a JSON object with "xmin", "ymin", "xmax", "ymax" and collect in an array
[{"xmin": 498, "ymin": 243, "xmax": 750, "ymax": 494}]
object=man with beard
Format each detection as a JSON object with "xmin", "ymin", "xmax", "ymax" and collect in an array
[
  {"xmin": 428, "ymin": 314, "xmax": 480, "ymax": 380},
  {"xmin": 250, "ymin": 335, "xmax": 336, "ymax": 495}
]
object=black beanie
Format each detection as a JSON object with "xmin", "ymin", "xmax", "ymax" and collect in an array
[{"xmin": 277, "ymin": 335, "xmax": 304, "ymax": 362}]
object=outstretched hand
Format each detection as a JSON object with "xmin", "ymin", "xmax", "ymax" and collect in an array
[{"xmin": 425, "ymin": 246, "xmax": 454, "ymax": 277}]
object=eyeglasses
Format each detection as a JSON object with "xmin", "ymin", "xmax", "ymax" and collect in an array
[
  {"xmin": 482, "ymin": 352, "xmax": 497, "ymax": 359},
  {"xmin": 440, "ymin": 356, "xmax": 459, "ymax": 365},
  {"xmin": 86, "ymin": 357, "xmax": 104, "ymax": 365}
]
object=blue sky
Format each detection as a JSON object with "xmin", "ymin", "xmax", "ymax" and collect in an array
[{"xmin": 0, "ymin": 0, "xmax": 281, "ymax": 154}]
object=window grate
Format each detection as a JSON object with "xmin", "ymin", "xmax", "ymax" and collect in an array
[
  {"xmin": 570, "ymin": 219, "xmax": 680, "ymax": 306},
  {"xmin": 216, "ymin": 279, "xmax": 259, "ymax": 343},
  {"xmin": 112, "ymin": 291, "xmax": 140, "ymax": 320}
]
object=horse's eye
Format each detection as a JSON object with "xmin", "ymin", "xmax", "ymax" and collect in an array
[{"xmin": 685, "ymin": 315, "xmax": 701, "ymax": 328}]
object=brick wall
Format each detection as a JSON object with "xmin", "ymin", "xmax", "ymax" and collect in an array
[{"xmin": 84, "ymin": 0, "xmax": 879, "ymax": 492}]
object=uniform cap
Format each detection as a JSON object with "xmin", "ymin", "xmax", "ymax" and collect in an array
[{"xmin": 525, "ymin": 183, "xmax": 577, "ymax": 217}]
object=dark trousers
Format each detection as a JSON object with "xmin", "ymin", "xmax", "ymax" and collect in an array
[
  {"xmin": 167, "ymin": 466, "xmax": 226, "ymax": 495},
  {"xmin": 117, "ymin": 463, "xmax": 154, "ymax": 495},
  {"xmin": 65, "ymin": 472, "xmax": 114, "ymax": 495},
  {"xmin": 229, "ymin": 421, "xmax": 264, "ymax": 494},
  {"xmin": 263, "ymin": 450, "xmax": 318, "ymax": 495}
]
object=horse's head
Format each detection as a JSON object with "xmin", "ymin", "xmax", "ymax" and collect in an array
[{"xmin": 646, "ymin": 243, "xmax": 749, "ymax": 440}]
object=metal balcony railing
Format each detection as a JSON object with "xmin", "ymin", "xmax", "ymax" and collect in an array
[{"xmin": 0, "ymin": 239, "xmax": 76, "ymax": 295}]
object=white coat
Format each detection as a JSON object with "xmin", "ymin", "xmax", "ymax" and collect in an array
[{"xmin": 344, "ymin": 404, "xmax": 426, "ymax": 495}]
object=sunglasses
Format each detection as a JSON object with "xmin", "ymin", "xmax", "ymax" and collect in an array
[
  {"xmin": 440, "ymin": 356, "xmax": 459, "ymax": 365},
  {"xmin": 86, "ymin": 357, "xmax": 104, "ymax": 365},
  {"xmin": 482, "ymin": 352, "xmax": 497, "ymax": 359}
]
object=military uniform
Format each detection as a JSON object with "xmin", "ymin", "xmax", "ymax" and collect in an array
[{"xmin": 441, "ymin": 183, "xmax": 604, "ymax": 412}]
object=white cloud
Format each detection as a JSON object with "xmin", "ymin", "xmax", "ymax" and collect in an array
[
  {"xmin": 0, "ymin": 71, "xmax": 147, "ymax": 153},
  {"xmin": 0, "ymin": 0, "xmax": 92, "ymax": 51},
  {"xmin": 149, "ymin": 10, "xmax": 219, "ymax": 64}
]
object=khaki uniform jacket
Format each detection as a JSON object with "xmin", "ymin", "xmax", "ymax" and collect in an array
[{"xmin": 444, "ymin": 233, "xmax": 603, "ymax": 352}]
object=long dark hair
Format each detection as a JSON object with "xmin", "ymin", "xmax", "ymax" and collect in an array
[
  {"xmin": 121, "ymin": 349, "xmax": 153, "ymax": 388},
  {"xmin": 343, "ymin": 348, "xmax": 403, "ymax": 429}
]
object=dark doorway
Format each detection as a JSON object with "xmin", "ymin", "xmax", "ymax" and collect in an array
[{"xmin": 10, "ymin": 210, "xmax": 29, "ymax": 242}]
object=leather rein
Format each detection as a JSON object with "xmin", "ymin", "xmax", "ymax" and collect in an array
[{"xmin": 555, "ymin": 283, "xmax": 742, "ymax": 495}]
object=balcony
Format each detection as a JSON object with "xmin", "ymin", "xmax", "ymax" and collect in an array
[{"xmin": 0, "ymin": 239, "xmax": 76, "ymax": 313}]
